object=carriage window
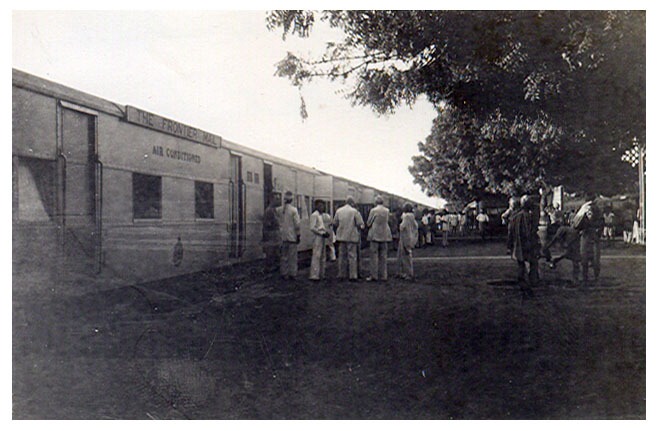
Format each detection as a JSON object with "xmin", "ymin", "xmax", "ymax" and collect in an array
[
  {"xmin": 133, "ymin": 173, "xmax": 161, "ymax": 219},
  {"xmin": 253, "ymin": 173, "xmax": 260, "ymax": 184},
  {"xmin": 195, "ymin": 181, "xmax": 214, "ymax": 219},
  {"xmin": 246, "ymin": 171, "xmax": 253, "ymax": 182},
  {"xmin": 15, "ymin": 157, "xmax": 56, "ymax": 222}
]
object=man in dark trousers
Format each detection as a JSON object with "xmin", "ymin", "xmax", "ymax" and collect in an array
[{"xmin": 508, "ymin": 195, "xmax": 540, "ymax": 290}]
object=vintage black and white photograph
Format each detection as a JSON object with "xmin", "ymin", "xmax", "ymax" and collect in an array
[{"xmin": 11, "ymin": 7, "xmax": 646, "ymax": 420}]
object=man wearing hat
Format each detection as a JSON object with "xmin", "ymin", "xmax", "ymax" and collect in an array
[{"xmin": 333, "ymin": 196, "xmax": 365, "ymax": 281}]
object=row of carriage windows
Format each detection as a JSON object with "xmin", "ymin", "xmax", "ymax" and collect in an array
[
  {"xmin": 132, "ymin": 173, "xmax": 316, "ymax": 220},
  {"xmin": 16, "ymin": 157, "xmax": 383, "ymax": 223},
  {"xmin": 15, "ymin": 162, "xmax": 317, "ymax": 222},
  {"xmin": 132, "ymin": 173, "xmax": 214, "ymax": 220},
  {"xmin": 246, "ymin": 171, "xmax": 260, "ymax": 184}
]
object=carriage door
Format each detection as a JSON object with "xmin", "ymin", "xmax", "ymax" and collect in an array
[
  {"xmin": 263, "ymin": 162, "xmax": 273, "ymax": 211},
  {"xmin": 59, "ymin": 103, "xmax": 100, "ymax": 271},
  {"xmin": 229, "ymin": 154, "xmax": 245, "ymax": 257}
]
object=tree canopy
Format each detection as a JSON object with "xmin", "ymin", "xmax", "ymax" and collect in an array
[{"xmin": 267, "ymin": 10, "xmax": 645, "ymax": 203}]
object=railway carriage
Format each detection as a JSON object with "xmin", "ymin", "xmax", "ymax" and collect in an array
[{"xmin": 12, "ymin": 69, "xmax": 433, "ymax": 286}]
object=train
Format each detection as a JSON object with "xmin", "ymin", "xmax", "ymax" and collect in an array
[{"xmin": 12, "ymin": 68, "xmax": 434, "ymax": 286}]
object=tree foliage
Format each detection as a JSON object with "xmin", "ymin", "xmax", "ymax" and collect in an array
[{"xmin": 267, "ymin": 10, "xmax": 645, "ymax": 201}]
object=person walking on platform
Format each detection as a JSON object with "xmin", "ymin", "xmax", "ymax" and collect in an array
[
  {"xmin": 278, "ymin": 191, "xmax": 301, "ymax": 280},
  {"xmin": 366, "ymin": 195, "xmax": 393, "ymax": 281},
  {"xmin": 333, "ymin": 196, "xmax": 365, "ymax": 281},
  {"xmin": 508, "ymin": 195, "xmax": 540, "ymax": 290},
  {"xmin": 309, "ymin": 200, "xmax": 331, "ymax": 281},
  {"xmin": 398, "ymin": 203, "xmax": 418, "ymax": 280}
]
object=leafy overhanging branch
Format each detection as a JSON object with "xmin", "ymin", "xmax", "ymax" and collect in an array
[{"xmin": 268, "ymin": 10, "xmax": 644, "ymax": 200}]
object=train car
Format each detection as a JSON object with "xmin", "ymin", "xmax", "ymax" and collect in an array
[
  {"xmin": 12, "ymin": 68, "xmax": 432, "ymax": 286},
  {"xmin": 219, "ymin": 139, "xmax": 320, "ymax": 255}
]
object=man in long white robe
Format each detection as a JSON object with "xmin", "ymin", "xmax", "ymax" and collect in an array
[{"xmin": 309, "ymin": 201, "xmax": 330, "ymax": 280}]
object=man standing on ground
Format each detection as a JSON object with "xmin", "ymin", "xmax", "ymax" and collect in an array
[
  {"xmin": 262, "ymin": 193, "xmax": 281, "ymax": 273},
  {"xmin": 440, "ymin": 210, "xmax": 450, "ymax": 247},
  {"xmin": 333, "ymin": 196, "xmax": 365, "ymax": 281},
  {"xmin": 398, "ymin": 203, "xmax": 418, "ymax": 280},
  {"xmin": 459, "ymin": 211, "xmax": 468, "ymax": 237},
  {"xmin": 573, "ymin": 193, "xmax": 602, "ymax": 284},
  {"xmin": 309, "ymin": 200, "xmax": 330, "ymax": 281},
  {"xmin": 366, "ymin": 195, "xmax": 393, "ymax": 281},
  {"xmin": 476, "ymin": 209, "xmax": 490, "ymax": 241},
  {"xmin": 278, "ymin": 191, "xmax": 301, "ymax": 280},
  {"xmin": 508, "ymin": 195, "xmax": 540, "ymax": 290},
  {"xmin": 504, "ymin": 197, "xmax": 521, "ymax": 254},
  {"xmin": 603, "ymin": 209, "xmax": 616, "ymax": 242}
]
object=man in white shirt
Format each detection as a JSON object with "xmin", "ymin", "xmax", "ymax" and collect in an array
[
  {"xmin": 421, "ymin": 210, "xmax": 433, "ymax": 246},
  {"xmin": 366, "ymin": 195, "xmax": 393, "ymax": 281},
  {"xmin": 333, "ymin": 196, "xmax": 365, "ymax": 281},
  {"xmin": 277, "ymin": 191, "xmax": 301, "ymax": 280}
]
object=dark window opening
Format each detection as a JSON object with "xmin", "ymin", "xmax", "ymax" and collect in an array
[
  {"xmin": 133, "ymin": 173, "xmax": 162, "ymax": 219},
  {"xmin": 195, "ymin": 181, "xmax": 214, "ymax": 219}
]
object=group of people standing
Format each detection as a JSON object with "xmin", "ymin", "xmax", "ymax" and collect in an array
[
  {"xmin": 417, "ymin": 208, "xmax": 490, "ymax": 247},
  {"xmin": 265, "ymin": 189, "xmax": 613, "ymax": 289},
  {"xmin": 263, "ymin": 192, "xmax": 420, "ymax": 282},
  {"xmin": 505, "ymin": 192, "xmax": 604, "ymax": 289}
]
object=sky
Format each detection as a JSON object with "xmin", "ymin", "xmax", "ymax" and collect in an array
[{"xmin": 11, "ymin": 10, "xmax": 444, "ymax": 207}]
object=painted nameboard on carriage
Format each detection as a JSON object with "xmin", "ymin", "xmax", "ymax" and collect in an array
[
  {"xmin": 151, "ymin": 145, "xmax": 201, "ymax": 164},
  {"xmin": 125, "ymin": 106, "xmax": 222, "ymax": 148}
]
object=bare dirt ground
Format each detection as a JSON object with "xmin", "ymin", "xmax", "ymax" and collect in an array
[{"xmin": 13, "ymin": 239, "xmax": 645, "ymax": 419}]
